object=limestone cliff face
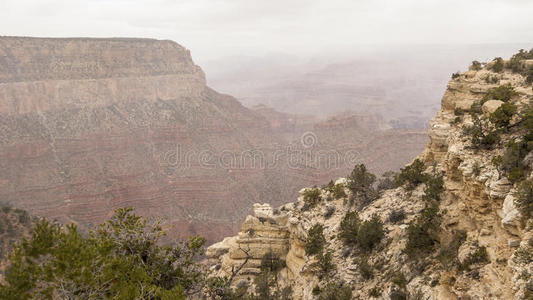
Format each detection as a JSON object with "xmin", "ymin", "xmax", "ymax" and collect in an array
[
  {"xmin": 0, "ymin": 37, "xmax": 279, "ymax": 242},
  {"xmin": 207, "ymin": 58, "xmax": 533, "ymax": 299},
  {"xmin": 0, "ymin": 37, "xmax": 205, "ymax": 115}
]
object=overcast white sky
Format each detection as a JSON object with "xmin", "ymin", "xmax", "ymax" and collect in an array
[{"xmin": 1, "ymin": 0, "xmax": 532, "ymax": 64}]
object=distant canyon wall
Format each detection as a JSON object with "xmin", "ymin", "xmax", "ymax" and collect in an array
[{"xmin": 0, "ymin": 37, "xmax": 426, "ymax": 243}]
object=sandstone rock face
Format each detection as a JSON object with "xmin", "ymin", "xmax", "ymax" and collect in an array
[
  {"xmin": 209, "ymin": 58, "xmax": 533, "ymax": 299},
  {"xmin": 207, "ymin": 203, "xmax": 291, "ymax": 281},
  {"xmin": 482, "ymin": 100, "xmax": 504, "ymax": 115}
]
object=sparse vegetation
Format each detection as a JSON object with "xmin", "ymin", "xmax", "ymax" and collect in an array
[
  {"xmin": 488, "ymin": 57, "xmax": 504, "ymax": 73},
  {"xmin": 391, "ymin": 272, "xmax": 407, "ymax": 289},
  {"xmin": 438, "ymin": 230, "xmax": 467, "ymax": 269},
  {"xmin": 315, "ymin": 250, "xmax": 336, "ymax": 277},
  {"xmin": 490, "ymin": 102, "xmax": 517, "ymax": 129},
  {"xmin": 305, "ymin": 224, "xmax": 326, "ymax": 256},
  {"xmin": 389, "ymin": 290, "xmax": 407, "ymax": 300},
  {"xmin": 356, "ymin": 257, "xmax": 373, "ymax": 280},
  {"xmin": 482, "ymin": 84, "xmax": 518, "ymax": 102},
  {"xmin": 303, "ymin": 187, "xmax": 322, "ymax": 207},
  {"xmin": 500, "ymin": 137, "xmax": 533, "ymax": 182},
  {"xmin": 333, "ymin": 183, "xmax": 347, "ymax": 199},
  {"xmin": 451, "ymin": 72, "xmax": 461, "ymax": 79},
  {"xmin": 463, "ymin": 114, "xmax": 500, "ymax": 150},
  {"xmin": 346, "ymin": 164, "xmax": 378, "ymax": 208},
  {"xmin": 339, "ymin": 211, "xmax": 360, "ymax": 246},
  {"xmin": 459, "ymin": 246, "xmax": 490, "ymax": 271},
  {"xmin": 369, "ymin": 286, "xmax": 382, "ymax": 298},
  {"xmin": 317, "ymin": 281, "xmax": 352, "ymax": 300},
  {"xmin": 356, "ymin": 214, "xmax": 384, "ymax": 252},
  {"xmin": 388, "ymin": 208, "xmax": 406, "ymax": 224},
  {"xmin": 395, "ymin": 159, "xmax": 426, "ymax": 190},
  {"xmin": 513, "ymin": 247, "xmax": 533, "ymax": 264},
  {"xmin": 339, "ymin": 211, "xmax": 384, "ymax": 253},
  {"xmin": 423, "ymin": 173, "xmax": 445, "ymax": 201},
  {"xmin": 515, "ymin": 180, "xmax": 533, "ymax": 221},
  {"xmin": 471, "ymin": 60, "xmax": 482, "ymax": 71},
  {"xmin": 484, "ymin": 75, "xmax": 500, "ymax": 84},
  {"xmin": 323, "ymin": 206, "xmax": 335, "ymax": 219},
  {"xmin": 405, "ymin": 204, "xmax": 441, "ymax": 258},
  {"xmin": 507, "ymin": 48, "xmax": 533, "ymax": 73}
]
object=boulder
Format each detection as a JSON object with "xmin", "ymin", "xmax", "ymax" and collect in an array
[
  {"xmin": 482, "ymin": 100, "xmax": 504, "ymax": 115},
  {"xmin": 501, "ymin": 194, "xmax": 520, "ymax": 227}
]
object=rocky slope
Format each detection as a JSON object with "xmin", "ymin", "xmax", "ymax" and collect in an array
[
  {"xmin": 0, "ymin": 37, "xmax": 426, "ymax": 244},
  {"xmin": 207, "ymin": 54, "xmax": 533, "ymax": 299}
]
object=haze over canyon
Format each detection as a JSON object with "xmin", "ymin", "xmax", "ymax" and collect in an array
[{"xmin": 0, "ymin": 37, "xmax": 430, "ymax": 243}]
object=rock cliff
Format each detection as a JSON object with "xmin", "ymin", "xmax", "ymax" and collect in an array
[
  {"xmin": 0, "ymin": 37, "xmax": 426, "ymax": 244},
  {"xmin": 207, "ymin": 54, "xmax": 533, "ymax": 299}
]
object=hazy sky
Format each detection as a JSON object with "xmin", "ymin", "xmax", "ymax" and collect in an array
[{"xmin": 1, "ymin": 0, "xmax": 533, "ymax": 64}]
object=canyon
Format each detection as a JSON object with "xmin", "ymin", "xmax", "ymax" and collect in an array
[
  {"xmin": 208, "ymin": 54, "xmax": 533, "ymax": 299},
  {"xmin": 0, "ymin": 37, "xmax": 426, "ymax": 243}
]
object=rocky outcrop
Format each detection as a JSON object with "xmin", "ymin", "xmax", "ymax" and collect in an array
[{"xmin": 208, "ymin": 55, "xmax": 533, "ymax": 299}]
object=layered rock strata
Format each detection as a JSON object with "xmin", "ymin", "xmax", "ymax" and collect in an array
[{"xmin": 208, "ymin": 57, "xmax": 533, "ymax": 299}]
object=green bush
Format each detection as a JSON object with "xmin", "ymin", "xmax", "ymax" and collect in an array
[
  {"xmin": 526, "ymin": 67, "xmax": 533, "ymax": 84},
  {"xmin": 451, "ymin": 72, "xmax": 461, "ymax": 79},
  {"xmin": 323, "ymin": 206, "xmax": 335, "ymax": 219},
  {"xmin": 490, "ymin": 102, "xmax": 517, "ymax": 129},
  {"xmin": 484, "ymin": 75, "xmax": 500, "ymax": 84},
  {"xmin": 508, "ymin": 48, "xmax": 533, "ymax": 73},
  {"xmin": 482, "ymin": 84, "xmax": 517, "ymax": 102},
  {"xmin": 356, "ymin": 214, "xmax": 384, "ymax": 252},
  {"xmin": 390, "ymin": 290, "xmax": 407, "ymax": 300},
  {"xmin": 324, "ymin": 180, "xmax": 348, "ymax": 200},
  {"xmin": 459, "ymin": 246, "xmax": 489, "ymax": 271},
  {"xmin": 303, "ymin": 188, "xmax": 322, "ymax": 207},
  {"xmin": 423, "ymin": 173, "xmax": 445, "ymax": 201},
  {"xmin": 339, "ymin": 211, "xmax": 360, "ymax": 246},
  {"xmin": 315, "ymin": 250, "xmax": 336, "ymax": 276},
  {"xmin": 396, "ymin": 159, "xmax": 426, "ymax": 190},
  {"xmin": 347, "ymin": 164, "xmax": 377, "ymax": 208},
  {"xmin": 463, "ymin": 115, "xmax": 500, "ymax": 150},
  {"xmin": 339, "ymin": 212, "xmax": 384, "ymax": 252},
  {"xmin": 515, "ymin": 180, "xmax": 533, "ymax": 221},
  {"xmin": 305, "ymin": 224, "xmax": 326, "ymax": 256},
  {"xmin": 520, "ymin": 106, "xmax": 533, "ymax": 130},
  {"xmin": 333, "ymin": 184, "xmax": 347, "ymax": 199},
  {"xmin": 317, "ymin": 282, "xmax": 352, "ymax": 300},
  {"xmin": 500, "ymin": 138, "xmax": 533, "ymax": 182},
  {"xmin": 356, "ymin": 257, "xmax": 373, "ymax": 280},
  {"xmin": 369, "ymin": 286, "xmax": 382, "ymax": 298},
  {"xmin": 0, "ymin": 208, "xmax": 205, "ymax": 300},
  {"xmin": 471, "ymin": 61, "xmax": 482, "ymax": 71},
  {"xmin": 488, "ymin": 57, "xmax": 504, "ymax": 73},
  {"xmin": 391, "ymin": 272, "xmax": 407, "ymax": 289},
  {"xmin": 404, "ymin": 204, "xmax": 440, "ymax": 258},
  {"xmin": 388, "ymin": 209, "xmax": 406, "ymax": 224}
]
